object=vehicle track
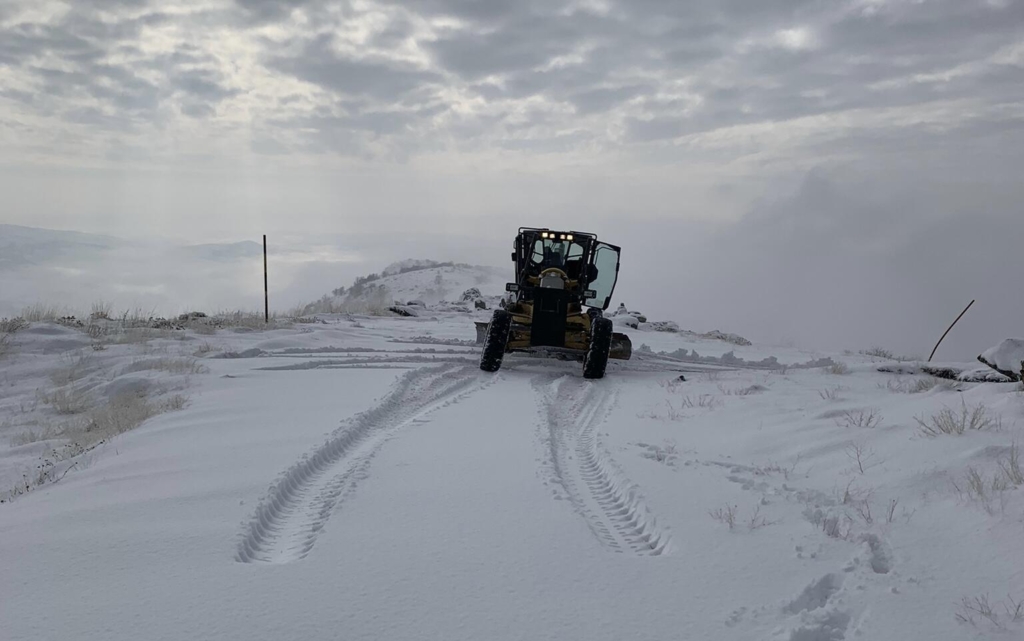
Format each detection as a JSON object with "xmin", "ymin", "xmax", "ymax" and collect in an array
[
  {"xmin": 236, "ymin": 364, "xmax": 490, "ymax": 564},
  {"xmin": 535, "ymin": 376, "xmax": 672, "ymax": 556}
]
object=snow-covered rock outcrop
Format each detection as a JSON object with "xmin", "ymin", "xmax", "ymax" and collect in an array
[{"xmin": 978, "ymin": 338, "xmax": 1024, "ymax": 381}]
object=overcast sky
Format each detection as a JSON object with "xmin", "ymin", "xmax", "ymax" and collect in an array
[{"xmin": 1, "ymin": 0, "xmax": 1023, "ymax": 358}]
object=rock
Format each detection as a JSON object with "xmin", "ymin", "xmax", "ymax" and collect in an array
[
  {"xmin": 978, "ymin": 338, "xmax": 1024, "ymax": 381},
  {"xmin": 613, "ymin": 315, "xmax": 639, "ymax": 329},
  {"xmin": 459, "ymin": 288, "xmax": 483, "ymax": 303},
  {"xmin": 215, "ymin": 348, "xmax": 266, "ymax": 359},
  {"xmin": 474, "ymin": 299, "xmax": 487, "ymax": 310},
  {"xmin": 646, "ymin": 320, "xmax": 679, "ymax": 333},
  {"xmin": 57, "ymin": 316, "xmax": 84, "ymax": 328},
  {"xmin": 957, "ymin": 367, "xmax": 1013, "ymax": 383},
  {"xmin": 700, "ymin": 330, "xmax": 752, "ymax": 346},
  {"xmin": 150, "ymin": 318, "xmax": 185, "ymax": 330},
  {"xmin": 407, "ymin": 299, "xmax": 426, "ymax": 307},
  {"xmin": 389, "ymin": 305, "xmax": 420, "ymax": 317}
]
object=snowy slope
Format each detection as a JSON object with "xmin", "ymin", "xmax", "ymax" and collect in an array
[
  {"xmin": 1, "ymin": 311, "xmax": 1023, "ymax": 641},
  {"xmin": 300, "ymin": 260, "xmax": 507, "ymax": 312}
]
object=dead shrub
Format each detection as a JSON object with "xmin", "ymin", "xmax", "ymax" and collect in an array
[
  {"xmin": 38, "ymin": 386, "xmax": 91, "ymax": 415},
  {"xmin": 915, "ymin": 399, "xmax": 1001, "ymax": 436},
  {"xmin": 1, "ymin": 317, "xmax": 28, "ymax": 333},
  {"xmin": 709, "ymin": 504, "xmax": 737, "ymax": 529},
  {"xmin": 122, "ymin": 357, "xmax": 207, "ymax": 375},
  {"xmin": 837, "ymin": 408, "xmax": 883, "ymax": 429},
  {"xmin": 956, "ymin": 593, "xmax": 1023, "ymax": 628},
  {"xmin": 819, "ymin": 386, "xmax": 844, "ymax": 401},
  {"xmin": 823, "ymin": 362, "xmax": 851, "ymax": 375}
]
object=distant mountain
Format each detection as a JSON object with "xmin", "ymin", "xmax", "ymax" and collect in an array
[
  {"xmin": 0, "ymin": 224, "xmax": 123, "ymax": 269},
  {"xmin": 0, "ymin": 224, "xmax": 269, "ymax": 270},
  {"xmin": 0, "ymin": 224, "xmax": 307, "ymax": 318}
]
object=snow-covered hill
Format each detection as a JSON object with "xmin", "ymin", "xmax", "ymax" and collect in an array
[{"xmin": 297, "ymin": 259, "xmax": 507, "ymax": 314}]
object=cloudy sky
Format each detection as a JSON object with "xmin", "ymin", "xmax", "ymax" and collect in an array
[{"xmin": 1, "ymin": 0, "xmax": 1023, "ymax": 357}]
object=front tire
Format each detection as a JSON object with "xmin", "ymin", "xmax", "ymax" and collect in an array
[
  {"xmin": 583, "ymin": 317, "xmax": 613, "ymax": 379},
  {"xmin": 480, "ymin": 309, "xmax": 512, "ymax": 372}
]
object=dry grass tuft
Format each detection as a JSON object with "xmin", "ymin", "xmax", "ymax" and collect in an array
[
  {"xmin": 999, "ymin": 441, "xmax": 1023, "ymax": 485},
  {"xmin": 955, "ymin": 593, "xmax": 1023, "ymax": 628},
  {"xmin": 915, "ymin": 399, "xmax": 1001, "ymax": 436},
  {"xmin": 884, "ymin": 377, "xmax": 937, "ymax": 394},
  {"xmin": 192, "ymin": 341, "xmax": 217, "ymax": 356},
  {"xmin": 214, "ymin": 310, "xmax": 292, "ymax": 330},
  {"xmin": 680, "ymin": 394, "xmax": 723, "ymax": 410},
  {"xmin": 1, "ymin": 317, "xmax": 28, "ymax": 333},
  {"xmin": 90, "ymin": 300, "xmax": 113, "ymax": 320},
  {"xmin": 951, "ymin": 450, "xmax": 1023, "ymax": 515},
  {"xmin": 837, "ymin": 408, "xmax": 883, "ymax": 429},
  {"xmin": 38, "ymin": 386, "xmax": 91, "ymax": 415},
  {"xmin": 122, "ymin": 357, "xmax": 207, "ymax": 376},
  {"xmin": 823, "ymin": 361, "xmax": 851, "ymax": 375},
  {"xmin": 80, "ymin": 393, "xmax": 158, "ymax": 441},
  {"xmin": 21, "ymin": 304, "xmax": 69, "ymax": 322},
  {"xmin": 818, "ymin": 385, "xmax": 844, "ymax": 401},
  {"xmin": 709, "ymin": 504, "xmax": 737, "ymax": 529},
  {"xmin": 161, "ymin": 394, "xmax": 189, "ymax": 411},
  {"xmin": 862, "ymin": 347, "xmax": 894, "ymax": 359},
  {"xmin": 51, "ymin": 351, "xmax": 96, "ymax": 386}
]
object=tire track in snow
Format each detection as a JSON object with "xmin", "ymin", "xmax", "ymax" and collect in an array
[
  {"xmin": 535, "ymin": 376, "xmax": 672, "ymax": 556},
  {"xmin": 236, "ymin": 364, "xmax": 490, "ymax": 564}
]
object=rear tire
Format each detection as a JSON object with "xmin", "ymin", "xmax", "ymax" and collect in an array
[
  {"xmin": 583, "ymin": 317, "xmax": 613, "ymax": 379},
  {"xmin": 480, "ymin": 309, "xmax": 512, "ymax": 372}
]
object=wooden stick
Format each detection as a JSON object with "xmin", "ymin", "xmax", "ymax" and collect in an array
[
  {"xmin": 263, "ymin": 235, "xmax": 269, "ymax": 324},
  {"xmin": 928, "ymin": 299, "xmax": 975, "ymax": 362}
]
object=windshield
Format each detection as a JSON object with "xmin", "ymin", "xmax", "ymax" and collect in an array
[{"xmin": 528, "ymin": 238, "xmax": 586, "ymax": 277}]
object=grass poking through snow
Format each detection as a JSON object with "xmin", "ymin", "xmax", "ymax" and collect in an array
[{"xmin": 915, "ymin": 399, "xmax": 1001, "ymax": 436}]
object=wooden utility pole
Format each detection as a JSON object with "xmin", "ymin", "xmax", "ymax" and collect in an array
[{"xmin": 263, "ymin": 235, "xmax": 269, "ymax": 324}]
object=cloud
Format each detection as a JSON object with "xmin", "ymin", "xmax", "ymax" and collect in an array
[
  {"xmin": 614, "ymin": 169, "xmax": 1024, "ymax": 360},
  {"xmin": 1, "ymin": 0, "xmax": 1020, "ymax": 168},
  {"xmin": 1, "ymin": 0, "xmax": 1022, "ymax": 359},
  {"xmin": 268, "ymin": 33, "xmax": 441, "ymax": 101}
]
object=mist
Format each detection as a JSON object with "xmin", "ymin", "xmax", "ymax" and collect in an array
[{"xmin": 5, "ymin": 160, "xmax": 1021, "ymax": 363}]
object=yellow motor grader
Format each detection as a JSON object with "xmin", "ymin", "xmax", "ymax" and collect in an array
[{"xmin": 479, "ymin": 227, "xmax": 632, "ymax": 379}]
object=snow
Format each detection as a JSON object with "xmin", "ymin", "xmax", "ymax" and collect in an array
[
  {"xmin": 361, "ymin": 264, "xmax": 504, "ymax": 306},
  {"xmin": 2, "ymin": 300, "xmax": 1023, "ymax": 640},
  {"xmin": 382, "ymin": 259, "xmax": 451, "ymax": 277},
  {"xmin": 979, "ymin": 338, "xmax": 1024, "ymax": 378}
]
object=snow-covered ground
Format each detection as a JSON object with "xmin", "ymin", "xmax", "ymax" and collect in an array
[{"xmin": 1, "ymin": 303, "xmax": 1022, "ymax": 640}]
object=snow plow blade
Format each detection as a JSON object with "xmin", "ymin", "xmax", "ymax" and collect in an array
[
  {"xmin": 476, "ymin": 322, "xmax": 631, "ymax": 361},
  {"xmin": 610, "ymin": 332, "xmax": 632, "ymax": 361}
]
